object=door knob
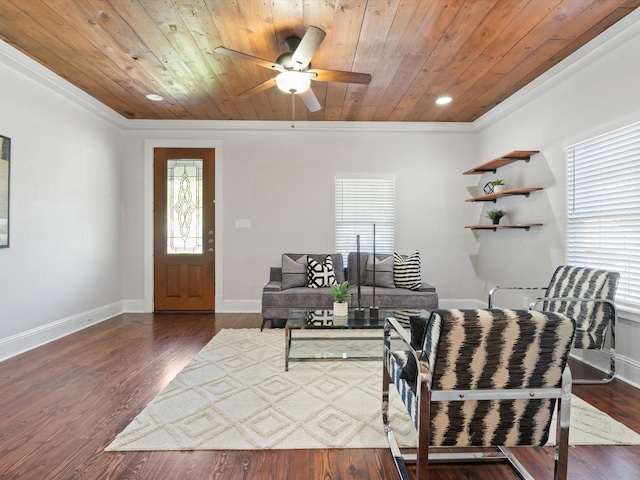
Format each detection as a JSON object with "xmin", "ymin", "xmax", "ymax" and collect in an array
[{"xmin": 208, "ymin": 248, "xmax": 214, "ymax": 253}]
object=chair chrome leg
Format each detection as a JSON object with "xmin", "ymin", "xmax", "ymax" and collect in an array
[
  {"xmin": 554, "ymin": 366, "xmax": 572, "ymax": 480},
  {"xmin": 382, "ymin": 362, "xmax": 412, "ymax": 480},
  {"xmin": 498, "ymin": 446, "xmax": 536, "ymax": 480},
  {"xmin": 573, "ymin": 347, "xmax": 615, "ymax": 384}
]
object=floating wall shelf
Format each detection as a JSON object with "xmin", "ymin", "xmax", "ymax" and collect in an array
[
  {"xmin": 465, "ymin": 223, "xmax": 543, "ymax": 231},
  {"xmin": 463, "ymin": 150, "xmax": 540, "ymax": 175},
  {"xmin": 466, "ymin": 187, "xmax": 543, "ymax": 203},
  {"xmin": 464, "ymin": 150, "xmax": 542, "ymax": 232}
]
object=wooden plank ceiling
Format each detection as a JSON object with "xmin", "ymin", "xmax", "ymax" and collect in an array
[{"xmin": 1, "ymin": 0, "xmax": 638, "ymax": 122}]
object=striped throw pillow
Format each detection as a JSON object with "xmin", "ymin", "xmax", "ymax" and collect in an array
[{"xmin": 394, "ymin": 251, "xmax": 422, "ymax": 290}]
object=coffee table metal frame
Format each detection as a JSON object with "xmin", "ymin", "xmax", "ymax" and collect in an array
[{"xmin": 284, "ymin": 309, "xmax": 400, "ymax": 371}]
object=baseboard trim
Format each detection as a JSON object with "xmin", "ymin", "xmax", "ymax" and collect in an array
[
  {"xmin": 221, "ymin": 299, "xmax": 261, "ymax": 313},
  {"xmin": 616, "ymin": 355, "xmax": 640, "ymax": 389},
  {"xmin": 123, "ymin": 299, "xmax": 145, "ymax": 313},
  {"xmin": 0, "ymin": 301, "xmax": 124, "ymax": 362},
  {"xmin": 570, "ymin": 349, "xmax": 640, "ymax": 388}
]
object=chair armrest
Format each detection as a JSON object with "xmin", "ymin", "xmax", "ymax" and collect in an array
[
  {"xmin": 384, "ymin": 317, "xmax": 430, "ymax": 388},
  {"xmin": 385, "ymin": 316, "xmax": 413, "ymax": 347},
  {"xmin": 530, "ymin": 296, "xmax": 617, "ymax": 319},
  {"xmin": 488, "ymin": 285, "xmax": 547, "ymax": 308}
]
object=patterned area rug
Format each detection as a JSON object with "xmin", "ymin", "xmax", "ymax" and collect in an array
[{"xmin": 106, "ymin": 328, "xmax": 640, "ymax": 451}]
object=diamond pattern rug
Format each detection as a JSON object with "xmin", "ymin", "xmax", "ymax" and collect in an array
[{"xmin": 106, "ymin": 328, "xmax": 640, "ymax": 451}]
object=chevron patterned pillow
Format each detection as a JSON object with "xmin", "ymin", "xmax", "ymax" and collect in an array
[{"xmin": 394, "ymin": 251, "xmax": 422, "ymax": 290}]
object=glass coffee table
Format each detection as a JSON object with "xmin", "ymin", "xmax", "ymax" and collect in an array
[{"xmin": 284, "ymin": 309, "xmax": 422, "ymax": 371}]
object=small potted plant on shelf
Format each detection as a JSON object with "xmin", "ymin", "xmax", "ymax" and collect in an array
[
  {"xmin": 330, "ymin": 281, "xmax": 352, "ymax": 316},
  {"xmin": 491, "ymin": 178, "xmax": 507, "ymax": 193},
  {"xmin": 487, "ymin": 208, "xmax": 506, "ymax": 225}
]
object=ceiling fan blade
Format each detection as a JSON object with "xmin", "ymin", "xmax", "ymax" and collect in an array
[
  {"xmin": 299, "ymin": 88, "xmax": 322, "ymax": 112},
  {"xmin": 238, "ymin": 78, "xmax": 277, "ymax": 98},
  {"xmin": 291, "ymin": 26, "xmax": 326, "ymax": 70},
  {"xmin": 214, "ymin": 46, "xmax": 283, "ymax": 71},
  {"xmin": 309, "ymin": 68, "xmax": 372, "ymax": 84}
]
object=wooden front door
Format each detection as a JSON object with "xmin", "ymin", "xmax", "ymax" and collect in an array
[{"xmin": 153, "ymin": 148, "xmax": 215, "ymax": 311}]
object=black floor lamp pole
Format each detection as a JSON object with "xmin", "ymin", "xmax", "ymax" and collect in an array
[
  {"xmin": 355, "ymin": 234, "xmax": 365, "ymax": 320},
  {"xmin": 370, "ymin": 223, "xmax": 379, "ymax": 319}
]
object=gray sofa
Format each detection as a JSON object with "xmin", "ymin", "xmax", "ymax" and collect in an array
[{"xmin": 261, "ymin": 252, "xmax": 439, "ymax": 329}]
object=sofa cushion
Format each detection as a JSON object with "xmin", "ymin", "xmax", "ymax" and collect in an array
[
  {"xmin": 365, "ymin": 254, "xmax": 395, "ymax": 288},
  {"xmin": 394, "ymin": 251, "xmax": 422, "ymax": 290},
  {"xmin": 307, "ymin": 255, "xmax": 338, "ymax": 288},
  {"xmin": 281, "ymin": 254, "xmax": 308, "ymax": 290}
]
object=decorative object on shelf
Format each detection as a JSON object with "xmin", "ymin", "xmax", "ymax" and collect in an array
[
  {"xmin": 370, "ymin": 223, "xmax": 379, "ymax": 319},
  {"xmin": 491, "ymin": 178, "xmax": 507, "ymax": 193},
  {"xmin": 354, "ymin": 235, "xmax": 366, "ymax": 320},
  {"xmin": 487, "ymin": 208, "xmax": 506, "ymax": 225},
  {"xmin": 483, "ymin": 178, "xmax": 506, "ymax": 195},
  {"xmin": 330, "ymin": 281, "xmax": 351, "ymax": 317}
]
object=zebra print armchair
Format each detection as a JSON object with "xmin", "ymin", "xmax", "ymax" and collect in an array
[
  {"xmin": 489, "ymin": 265, "xmax": 619, "ymax": 383},
  {"xmin": 383, "ymin": 309, "xmax": 575, "ymax": 480}
]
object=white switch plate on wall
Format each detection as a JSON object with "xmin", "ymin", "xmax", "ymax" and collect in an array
[{"xmin": 235, "ymin": 219, "xmax": 251, "ymax": 228}]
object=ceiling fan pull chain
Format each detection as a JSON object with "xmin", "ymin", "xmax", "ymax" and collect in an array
[{"xmin": 291, "ymin": 92, "xmax": 295, "ymax": 128}]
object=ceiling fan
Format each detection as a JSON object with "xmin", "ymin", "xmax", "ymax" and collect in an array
[{"xmin": 214, "ymin": 26, "xmax": 372, "ymax": 113}]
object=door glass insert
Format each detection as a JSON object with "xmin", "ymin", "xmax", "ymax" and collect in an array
[{"xmin": 167, "ymin": 159, "xmax": 203, "ymax": 254}]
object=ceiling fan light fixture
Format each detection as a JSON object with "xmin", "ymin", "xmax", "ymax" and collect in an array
[
  {"xmin": 275, "ymin": 71, "xmax": 311, "ymax": 94},
  {"xmin": 145, "ymin": 93, "xmax": 164, "ymax": 102},
  {"xmin": 436, "ymin": 95, "xmax": 452, "ymax": 105}
]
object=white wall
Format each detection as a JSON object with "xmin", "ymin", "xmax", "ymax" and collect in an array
[
  {"xmin": 122, "ymin": 123, "xmax": 478, "ymax": 312},
  {"xmin": 473, "ymin": 9, "xmax": 640, "ymax": 385},
  {"xmin": 0, "ymin": 44, "xmax": 125, "ymax": 360}
]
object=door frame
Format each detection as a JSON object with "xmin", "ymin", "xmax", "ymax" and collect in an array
[{"xmin": 143, "ymin": 139, "xmax": 224, "ymax": 313}]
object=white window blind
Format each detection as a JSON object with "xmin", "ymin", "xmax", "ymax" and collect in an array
[
  {"xmin": 567, "ymin": 122, "xmax": 640, "ymax": 309},
  {"xmin": 335, "ymin": 177, "xmax": 395, "ymax": 261}
]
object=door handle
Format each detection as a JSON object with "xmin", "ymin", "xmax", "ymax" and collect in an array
[{"xmin": 208, "ymin": 248, "xmax": 214, "ymax": 253}]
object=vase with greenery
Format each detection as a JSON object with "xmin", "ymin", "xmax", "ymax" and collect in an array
[
  {"xmin": 331, "ymin": 281, "xmax": 352, "ymax": 316},
  {"xmin": 487, "ymin": 208, "xmax": 506, "ymax": 225},
  {"xmin": 491, "ymin": 178, "xmax": 506, "ymax": 193}
]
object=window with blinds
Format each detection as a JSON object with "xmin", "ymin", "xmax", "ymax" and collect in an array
[
  {"xmin": 335, "ymin": 177, "xmax": 395, "ymax": 261},
  {"xmin": 567, "ymin": 122, "xmax": 640, "ymax": 310}
]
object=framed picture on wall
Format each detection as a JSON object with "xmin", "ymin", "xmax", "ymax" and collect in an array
[{"xmin": 0, "ymin": 135, "xmax": 10, "ymax": 248}]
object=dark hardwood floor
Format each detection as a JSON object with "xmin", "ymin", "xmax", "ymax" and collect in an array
[{"xmin": 0, "ymin": 313, "xmax": 638, "ymax": 479}]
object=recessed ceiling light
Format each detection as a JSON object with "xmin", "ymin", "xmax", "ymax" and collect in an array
[
  {"xmin": 146, "ymin": 93, "xmax": 164, "ymax": 102},
  {"xmin": 436, "ymin": 96, "xmax": 452, "ymax": 105}
]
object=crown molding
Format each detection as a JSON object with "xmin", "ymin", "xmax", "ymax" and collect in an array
[{"xmin": 124, "ymin": 119, "xmax": 473, "ymax": 133}]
